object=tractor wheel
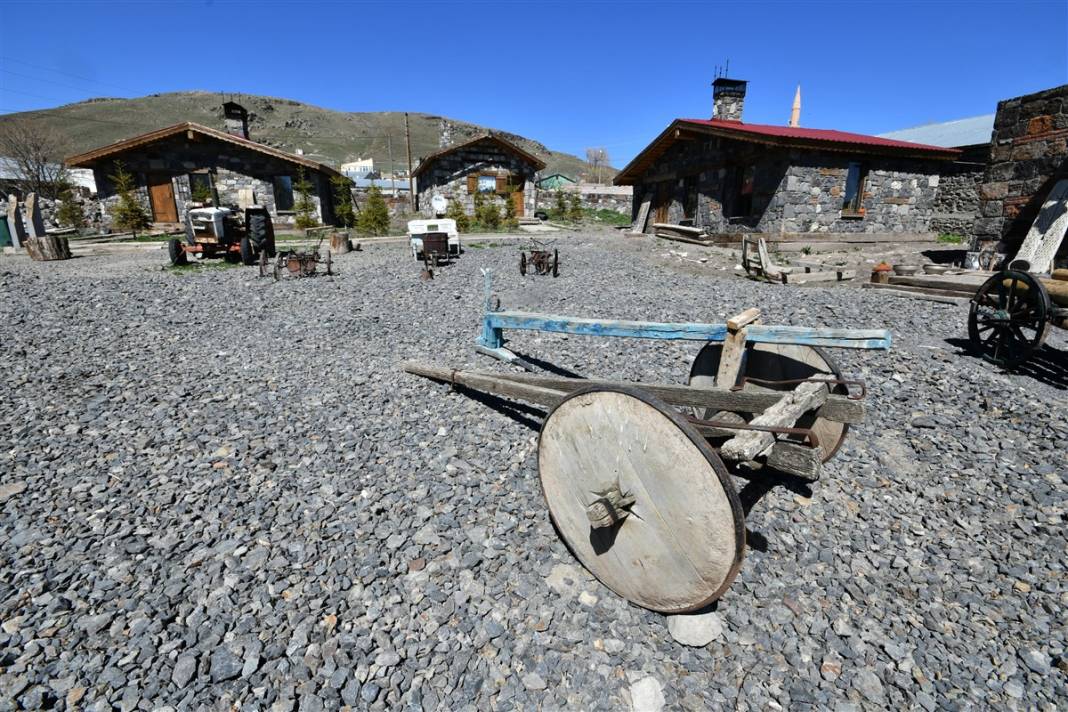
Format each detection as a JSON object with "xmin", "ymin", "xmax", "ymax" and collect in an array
[
  {"xmin": 239, "ymin": 236, "xmax": 256, "ymax": 266},
  {"xmin": 248, "ymin": 211, "xmax": 268, "ymax": 248},
  {"xmin": 168, "ymin": 238, "xmax": 188, "ymax": 266}
]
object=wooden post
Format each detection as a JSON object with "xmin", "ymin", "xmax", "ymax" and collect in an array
[
  {"xmin": 405, "ymin": 112, "xmax": 415, "ymax": 211},
  {"xmin": 715, "ymin": 308, "xmax": 760, "ymax": 388}
]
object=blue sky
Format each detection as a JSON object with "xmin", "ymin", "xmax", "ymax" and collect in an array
[{"xmin": 2, "ymin": 0, "xmax": 1066, "ymax": 166}]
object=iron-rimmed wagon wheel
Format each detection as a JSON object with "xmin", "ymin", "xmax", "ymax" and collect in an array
[
  {"xmin": 968, "ymin": 270, "xmax": 1050, "ymax": 368},
  {"xmin": 689, "ymin": 342, "xmax": 850, "ymax": 462},
  {"xmin": 552, "ymin": 249, "xmax": 559, "ymax": 277},
  {"xmin": 519, "ymin": 251, "xmax": 527, "ymax": 276},
  {"xmin": 538, "ymin": 385, "xmax": 745, "ymax": 613}
]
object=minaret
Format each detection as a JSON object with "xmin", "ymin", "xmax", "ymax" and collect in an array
[{"xmin": 789, "ymin": 85, "xmax": 801, "ymax": 127}]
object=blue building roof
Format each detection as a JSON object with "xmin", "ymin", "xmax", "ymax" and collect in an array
[{"xmin": 877, "ymin": 114, "xmax": 995, "ymax": 148}]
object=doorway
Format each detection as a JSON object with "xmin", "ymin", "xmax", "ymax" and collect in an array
[{"xmin": 147, "ymin": 174, "xmax": 178, "ymax": 223}]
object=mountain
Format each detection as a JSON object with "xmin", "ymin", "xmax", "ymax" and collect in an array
[{"xmin": 0, "ymin": 91, "xmax": 614, "ymax": 180}]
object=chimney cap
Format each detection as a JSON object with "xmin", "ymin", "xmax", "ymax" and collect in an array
[
  {"xmin": 712, "ymin": 78, "xmax": 747, "ymax": 96},
  {"xmin": 223, "ymin": 101, "xmax": 247, "ymax": 118}
]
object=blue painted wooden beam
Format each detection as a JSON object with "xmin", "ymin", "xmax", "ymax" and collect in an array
[{"xmin": 477, "ymin": 310, "xmax": 891, "ymax": 350}]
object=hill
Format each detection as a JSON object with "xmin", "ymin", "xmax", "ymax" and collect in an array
[{"xmin": 0, "ymin": 91, "xmax": 615, "ymax": 180}]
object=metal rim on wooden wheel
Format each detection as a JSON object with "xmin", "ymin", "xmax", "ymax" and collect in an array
[
  {"xmin": 552, "ymin": 249, "xmax": 559, "ymax": 278},
  {"xmin": 689, "ymin": 342, "xmax": 849, "ymax": 462},
  {"xmin": 968, "ymin": 270, "xmax": 1050, "ymax": 368},
  {"xmin": 519, "ymin": 251, "xmax": 527, "ymax": 276},
  {"xmin": 538, "ymin": 385, "xmax": 745, "ymax": 613}
]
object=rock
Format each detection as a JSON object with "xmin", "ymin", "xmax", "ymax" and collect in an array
[
  {"xmin": 172, "ymin": 654, "xmax": 197, "ymax": 688},
  {"xmin": 910, "ymin": 416, "xmax": 937, "ymax": 429},
  {"xmin": 1003, "ymin": 679, "xmax": 1024, "ymax": 699},
  {"xmin": 522, "ymin": 673, "xmax": 547, "ymax": 691},
  {"xmin": 210, "ymin": 647, "xmax": 243, "ymax": 682},
  {"xmin": 853, "ymin": 670, "xmax": 885, "ymax": 704},
  {"xmin": 630, "ymin": 677, "xmax": 665, "ymax": 712},
  {"xmin": 578, "ymin": 591, "xmax": 598, "ymax": 607},
  {"xmin": 1020, "ymin": 649, "xmax": 1050, "ymax": 674},
  {"xmin": 0, "ymin": 481, "xmax": 27, "ymax": 503},
  {"xmin": 667, "ymin": 611, "xmax": 724, "ymax": 647}
]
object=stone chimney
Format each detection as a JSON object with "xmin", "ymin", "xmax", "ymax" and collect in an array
[
  {"xmin": 439, "ymin": 118, "xmax": 452, "ymax": 149},
  {"xmin": 223, "ymin": 101, "xmax": 249, "ymax": 139},
  {"xmin": 712, "ymin": 78, "xmax": 747, "ymax": 122}
]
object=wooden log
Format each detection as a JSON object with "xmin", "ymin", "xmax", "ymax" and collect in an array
[
  {"xmin": 727, "ymin": 308, "xmax": 761, "ymax": 331},
  {"xmin": 861, "ymin": 282, "xmax": 972, "ymax": 305},
  {"xmin": 720, "ymin": 381, "xmax": 828, "ymax": 461},
  {"xmin": 330, "ymin": 232, "xmax": 352, "ymax": 255},
  {"xmin": 652, "ymin": 222, "xmax": 704, "ymax": 236},
  {"xmin": 764, "ymin": 442, "xmax": 822, "ymax": 482},
  {"xmin": 784, "ymin": 269, "xmax": 855, "ymax": 283},
  {"xmin": 24, "ymin": 235, "xmax": 72, "ymax": 261},
  {"xmin": 487, "ymin": 371, "xmax": 864, "ymax": 423}
]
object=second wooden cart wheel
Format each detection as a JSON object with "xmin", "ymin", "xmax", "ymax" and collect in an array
[
  {"xmin": 538, "ymin": 386, "xmax": 745, "ymax": 613},
  {"xmin": 968, "ymin": 270, "xmax": 1050, "ymax": 368},
  {"xmin": 689, "ymin": 342, "xmax": 850, "ymax": 462}
]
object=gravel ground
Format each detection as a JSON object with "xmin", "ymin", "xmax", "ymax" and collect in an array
[{"xmin": 1, "ymin": 230, "xmax": 1065, "ymax": 711}]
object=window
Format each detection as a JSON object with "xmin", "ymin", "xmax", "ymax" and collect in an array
[
  {"xmin": 727, "ymin": 165, "xmax": 755, "ymax": 217},
  {"xmin": 842, "ymin": 162, "xmax": 868, "ymax": 215},
  {"xmin": 477, "ymin": 175, "xmax": 497, "ymax": 194},
  {"xmin": 273, "ymin": 176, "xmax": 294, "ymax": 211},
  {"xmin": 467, "ymin": 172, "xmax": 513, "ymax": 195},
  {"xmin": 188, "ymin": 173, "xmax": 213, "ymax": 204}
]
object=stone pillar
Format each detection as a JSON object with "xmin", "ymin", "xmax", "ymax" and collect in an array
[
  {"xmin": 25, "ymin": 192, "xmax": 46, "ymax": 238},
  {"xmin": 7, "ymin": 195, "xmax": 26, "ymax": 249}
]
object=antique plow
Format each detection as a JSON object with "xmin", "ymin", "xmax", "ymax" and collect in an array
[
  {"xmin": 260, "ymin": 233, "xmax": 333, "ymax": 281},
  {"xmin": 519, "ymin": 238, "xmax": 559, "ymax": 277},
  {"xmin": 405, "ymin": 277, "xmax": 890, "ymax": 613}
]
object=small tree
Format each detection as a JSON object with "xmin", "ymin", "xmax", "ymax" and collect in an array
[
  {"xmin": 475, "ymin": 193, "xmax": 500, "ymax": 230},
  {"xmin": 108, "ymin": 161, "xmax": 151, "ymax": 236},
  {"xmin": 54, "ymin": 181, "xmax": 86, "ymax": 229},
  {"xmin": 553, "ymin": 190, "xmax": 567, "ymax": 218},
  {"xmin": 356, "ymin": 185, "xmax": 390, "ymax": 235},
  {"xmin": 503, "ymin": 190, "xmax": 518, "ymax": 229},
  {"xmin": 446, "ymin": 198, "xmax": 469, "ymax": 232},
  {"xmin": 568, "ymin": 192, "xmax": 584, "ymax": 222},
  {"xmin": 190, "ymin": 181, "xmax": 213, "ymax": 205},
  {"xmin": 0, "ymin": 119, "xmax": 70, "ymax": 200},
  {"xmin": 331, "ymin": 175, "xmax": 356, "ymax": 227},
  {"xmin": 293, "ymin": 166, "xmax": 318, "ymax": 229}
]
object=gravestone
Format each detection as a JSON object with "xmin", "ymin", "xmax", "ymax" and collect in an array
[
  {"xmin": 25, "ymin": 192, "xmax": 46, "ymax": 238},
  {"xmin": 7, "ymin": 195, "xmax": 26, "ymax": 249}
]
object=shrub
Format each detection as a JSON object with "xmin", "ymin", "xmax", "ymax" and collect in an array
[
  {"xmin": 108, "ymin": 161, "xmax": 151, "ymax": 236},
  {"xmin": 356, "ymin": 186, "xmax": 390, "ymax": 235},
  {"xmin": 553, "ymin": 190, "xmax": 567, "ymax": 218},
  {"xmin": 331, "ymin": 175, "xmax": 356, "ymax": 227},
  {"xmin": 55, "ymin": 182, "xmax": 86, "ymax": 229},
  {"xmin": 503, "ymin": 191, "xmax": 518, "ymax": 229},
  {"xmin": 937, "ymin": 233, "xmax": 965, "ymax": 244},
  {"xmin": 567, "ymin": 192, "xmax": 583, "ymax": 222},
  {"xmin": 446, "ymin": 198, "xmax": 470, "ymax": 232},
  {"xmin": 293, "ymin": 166, "xmax": 318, "ymax": 229},
  {"xmin": 190, "ymin": 181, "xmax": 213, "ymax": 205},
  {"xmin": 474, "ymin": 192, "xmax": 501, "ymax": 229}
]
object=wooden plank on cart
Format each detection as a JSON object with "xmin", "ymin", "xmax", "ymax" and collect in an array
[
  {"xmin": 720, "ymin": 380, "xmax": 828, "ymax": 461},
  {"xmin": 1010, "ymin": 178, "xmax": 1068, "ymax": 273},
  {"xmin": 539, "ymin": 387, "xmax": 745, "ymax": 612},
  {"xmin": 715, "ymin": 308, "xmax": 759, "ymax": 388}
]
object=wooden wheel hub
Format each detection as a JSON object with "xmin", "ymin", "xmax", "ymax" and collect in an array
[{"xmin": 538, "ymin": 386, "xmax": 745, "ymax": 613}]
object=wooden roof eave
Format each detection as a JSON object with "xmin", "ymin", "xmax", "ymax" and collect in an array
[{"xmin": 615, "ymin": 121, "xmax": 960, "ymax": 185}]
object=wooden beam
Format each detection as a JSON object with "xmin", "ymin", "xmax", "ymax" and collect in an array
[{"xmin": 720, "ymin": 381, "xmax": 827, "ymax": 461}]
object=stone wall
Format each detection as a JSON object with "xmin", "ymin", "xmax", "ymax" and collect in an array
[
  {"xmin": 630, "ymin": 136, "xmax": 946, "ymax": 235},
  {"xmin": 414, "ymin": 139, "xmax": 538, "ymax": 218},
  {"xmin": 535, "ymin": 184, "xmax": 633, "ymax": 215},
  {"xmin": 89, "ymin": 133, "xmax": 334, "ymax": 227},
  {"xmin": 972, "ymin": 84, "xmax": 1068, "ymax": 252},
  {"xmin": 929, "ymin": 147, "xmax": 986, "ymax": 236}
]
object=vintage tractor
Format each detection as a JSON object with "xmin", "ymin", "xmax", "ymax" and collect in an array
[{"xmin": 168, "ymin": 205, "xmax": 276, "ymax": 266}]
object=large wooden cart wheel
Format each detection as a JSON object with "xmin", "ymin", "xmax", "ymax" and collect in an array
[
  {"xmin": 689, "ymin": 342, "xmax": 850, "ymax": 462},
  {"xmin": 968, "ymin": 270, "xmax": 1050, "ymax": 368},
  {"xmin": 538, "ymin": 386, "xmax": 745, "ymax": 613}
]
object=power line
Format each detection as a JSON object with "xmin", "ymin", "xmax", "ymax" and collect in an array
[{"xmin": 0, "ymin": 55, "xmax": 138, "ymax": 94}]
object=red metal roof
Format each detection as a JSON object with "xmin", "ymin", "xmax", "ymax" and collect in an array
[{"xmin": 680, "ymin": 118, "xmax": 954, "ymax": 154}]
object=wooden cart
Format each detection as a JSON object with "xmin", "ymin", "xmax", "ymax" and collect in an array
[
  {"xmin": 406, "ymin": 280, "xmax": 891, "ymax": 612},
  {"xmin": 967, "ymin": 268, "xmax": 1068, "ymax": 367}
]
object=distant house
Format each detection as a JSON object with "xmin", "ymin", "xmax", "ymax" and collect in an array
[
  {"xmin": 65, "ymin": 103, "xmax": 343, "ymax": 226},
  {"xmin": 341, "ymin": 157, "xmax": 375, "ymax": 179},
  {"xmin": 537, "ymin": 173, "xmax": 577, "ymax": 190},
  {"xmin": 413, "ymin": 134, "xmax": 546, "ymax": 217},
  {"xmin": 615, "ymin": 78, "xmax": 960, "ymax": 238},
  {"xmin": 878, "ymin": 115, "xmax": 995, "ymax": 235}
]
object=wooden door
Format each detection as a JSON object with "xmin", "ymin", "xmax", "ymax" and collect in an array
[
  {"xmin": 655, "ymin": 182, "xmax": 670, "ymax": 223},
  {"xmin": 511, "ymin": 190, "xmax": 524, "ymax": 217},
  {"xmin": 147, "ymin": 174, "xmax": 178, "ymax": 223}
]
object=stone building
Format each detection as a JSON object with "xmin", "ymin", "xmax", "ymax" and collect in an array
[
  {"xmin": 413, "ymin": 135, "xmax": 545, "ymax": 218},
  {"xmin": 65, "ymin": 105, "xmax": 342, "ymax": 227},
  {"xmin": 615, "ymin": 78, "xmax": 959, "ymax": 237},
  {"xmin": 972, "ymin": 84, "xmax": 1068, "ymax": 255},
  {"xmin": 879, "ymin": 114, "xmax": 995, "ymax": 236}
]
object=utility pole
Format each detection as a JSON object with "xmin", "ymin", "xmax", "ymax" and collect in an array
[
  {"xmin": 388, "ymin": 135, "xmax": 396, "ymax": 196},
  {"xmin": 405, "ymin": 112, "xmax": 415, "ymax": 210}
]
